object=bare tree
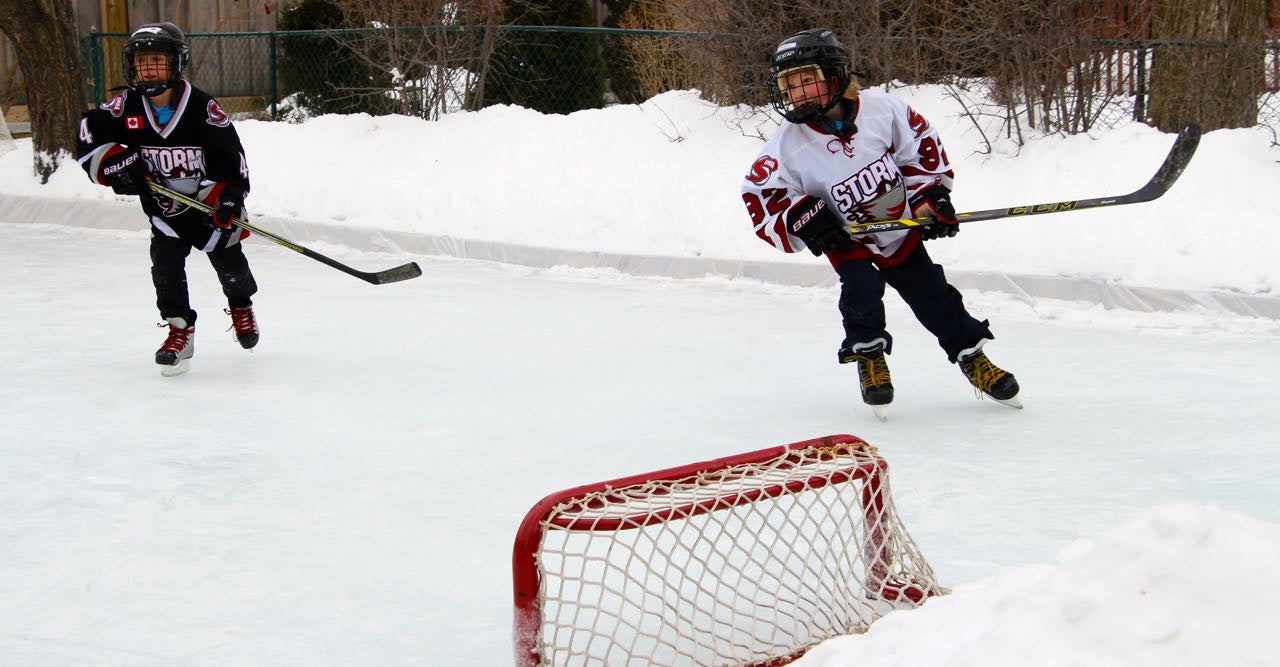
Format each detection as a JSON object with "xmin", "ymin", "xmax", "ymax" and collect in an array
[
  {"xmin": 637, "ymin": 0, "xmax": 1253, "ymax": 142},
  {"xmin": 330, "ymin": 0, "xmax": 499, "ymax": 120},
  {"xmin": 0, "ymin": 0, "xmax": 82, "ymax": 182}
]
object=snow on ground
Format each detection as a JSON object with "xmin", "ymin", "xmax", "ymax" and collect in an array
[
  {"xmin": 4, "ymin": 88, "xmax": 1279, "ymax": 296},
  {"xmin": 1, "ymin": 86, "xmax": 1278, "ymax": 665},
  {"xmin": 795, "ymin": 505, "xmax": 1280, "ymax": 667}
]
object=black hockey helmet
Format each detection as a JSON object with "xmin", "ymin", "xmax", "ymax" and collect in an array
[
  {"xmin": 123, "ymin": 22, "xmax": 189, "ymax": 97},
  {"xmin": 768, "ymin": 29, "xmax": 852, "ymax": 124}
]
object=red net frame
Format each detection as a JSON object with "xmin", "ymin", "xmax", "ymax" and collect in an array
[{"xmin": 512, "ymin": 434, "xmax": 943, "ymax": 666}]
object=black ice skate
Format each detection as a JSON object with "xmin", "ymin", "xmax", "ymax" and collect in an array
[
  {"xmin": 958, "ymin": 349, "xmax": 1022, "ymax": 409},
  {"xmin": 156, "ymin": 313, "xmax": 195, "ymax": 377},
  {"xmin": 225, "ymin": 306, "xmax": 259, "ymax": 349},
  {"xmin": 839, "ymin": 343, "xmax": 894, "ymax": 422}
]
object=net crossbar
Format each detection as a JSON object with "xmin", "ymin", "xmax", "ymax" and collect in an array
[{"xmin": 512, "ymin": 435, "xmax": 944, "ymax": 667}]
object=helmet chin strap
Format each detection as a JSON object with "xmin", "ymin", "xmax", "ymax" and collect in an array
[{"xmin": 810, "ymin": 99, "xmax": 858, "ymax": 137}]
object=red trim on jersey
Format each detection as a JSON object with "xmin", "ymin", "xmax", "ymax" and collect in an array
[
  {"xmin": 201, "ymin": 182, "xmax": 229, "ymax": 208},
  {"xmin": 774, "ymin": 216, "xmax": 794, "ymax": 252},
  {"xmin": 901, "ymin": 165, "xmax": 954, "ymax": 179},
  {"xmin": 825, "ymin": 244, "xmax": 873, "ymax": 266},
  {"xmin": 825, "ymin": 231, "xmax": 920, "ymax": 269},
  {"xmin": 873, "ymin": 232, "xmax": 920, "ymax": 268}
]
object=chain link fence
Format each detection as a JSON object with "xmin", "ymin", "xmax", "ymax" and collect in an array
[{"xmin": 79, "ymin": 28, "xmax": 1280, "ymax": 142}]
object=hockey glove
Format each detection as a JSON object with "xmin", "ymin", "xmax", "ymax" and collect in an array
[
  {"xmin": 204, "ymin": 184, "xmax": 246, "ymax": 230},
  {"xmin": 99, "ymin": 144, "xmax": 150, "ymax": 196},
  {"xmin": 910, "ymin": 185, "xmax": 959, "ymax": 240},
  {"xmin": 787, "ymin": 195, "xmax": 854, "ymax": 256}
]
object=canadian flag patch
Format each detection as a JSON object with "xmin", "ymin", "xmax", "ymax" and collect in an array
[{"xmin": 126, "ymin": 116, "xmax": 142, "ymax": 130}]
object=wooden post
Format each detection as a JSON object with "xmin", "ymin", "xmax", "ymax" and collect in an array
[{"xmin": 99, "ymin": 0, "xmax": 128, "ymax": 94}]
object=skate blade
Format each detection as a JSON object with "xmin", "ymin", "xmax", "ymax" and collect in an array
[
  {"xmin": 871, "ymin": 404, "xmax": 889, "ymax": 422},
  {"xmin": 160, "ymin": 358, "xmax": 190, "ymax": 377},
  {"xmin": 991, "ymin": 393, "xmax": 1023, "ymax": 409}
]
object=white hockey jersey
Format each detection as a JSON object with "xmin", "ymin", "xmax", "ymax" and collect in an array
[{"xmin": 741, "ymin": 89, "xmax": 954, "ymax": 267}]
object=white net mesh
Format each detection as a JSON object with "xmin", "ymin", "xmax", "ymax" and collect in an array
[{"xmin": 523, "ymin": 439, "xmax": 944, "ymax": 666}]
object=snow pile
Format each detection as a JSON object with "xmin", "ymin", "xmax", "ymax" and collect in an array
[
  {"xmin": 1, "ymin": 87, "xmax": 1277, "ymax": 296},
  {"xmin": 796, "ymin": 504, "xmax": 1280, "ymax": 667}
]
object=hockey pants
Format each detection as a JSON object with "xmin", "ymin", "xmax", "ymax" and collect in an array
[
  {"xmin": 151, "ymin": 232, "xmax": 258, "ymax": 321},
  {"xmin": 835, "ymin": 242, "xmax": 991, "ymax": 363}
]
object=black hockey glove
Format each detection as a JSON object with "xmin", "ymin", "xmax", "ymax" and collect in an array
[
  {"xmin": 909, "ymin": 185, "xmax": 959, "ymax": 241},
  {"xmin": 203, "ymin": 184, "xmax": 246, "ymax": 230},
  {"xmin": 787, "ymin": 195, "xmax": 854, "ymax": 256},
  {"xmin": 99, "ymin": 144, "xmax": 150, "ymax": 196}
]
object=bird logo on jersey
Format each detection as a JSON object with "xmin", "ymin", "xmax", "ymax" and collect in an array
[
  {"xmin": 154, "ymin": 168, "xmax": 205, "ymax": 216},
  {"xmin": 746, "ymin": 156, "xmax": 779, "ymax": 185},
  {"xmin": 831, "ymin": 151, "xmax": 906, "ymax": 223},
  {"xmin": 827, "ymin": 137, "xmax": 856, "ymax": 158},
  {"xmin": 139, "ymin": 146, "xmax": 208, "ymax": 216}
]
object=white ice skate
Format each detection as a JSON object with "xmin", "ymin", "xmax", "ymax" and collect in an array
[{"xmin": 156, "ymin": 315, "xmax": 195, "ymax": 377}]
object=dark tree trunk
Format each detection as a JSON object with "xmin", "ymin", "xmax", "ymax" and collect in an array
[
  {"xmin": 0, "ymin": 0, "xmax": 83, "ymax": 183},
  {"xmin": 1150, "ymin": 0, "xmax": 1265, "ymax": 132}
]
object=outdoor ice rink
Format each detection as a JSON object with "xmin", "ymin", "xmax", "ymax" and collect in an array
[{"xmin": 2, "ymin": 222, "xmax": 1277, "ymax": 664}]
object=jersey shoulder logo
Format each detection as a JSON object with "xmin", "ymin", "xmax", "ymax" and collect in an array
[
  {"xmin": 206, "ymin": 99, "xmax": 230, "ymax": 127},
  {"xmin": 100, "ymin": 93, "xmax": 126, "ymax": 118},
  {"xmin": 746, "ymin": 155, "xmax": 779, "ymax": 185},
  {"xmin": 126, "ymin": 116, "xmax": 143, "ymax": 130},
  {"xmin": 906, "ymin": 107, "xmax": 929, "ymax": 138}
]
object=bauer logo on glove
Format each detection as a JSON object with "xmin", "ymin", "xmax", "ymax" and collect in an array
[
  {"xmin": 788, "ymin": 197, "xmax": 828, "ymax": 234},
  {"xmin": 787, "ymin": 195, "xmax": 855, "ymax": 256},
  {"xmin": 97, "ymin": 144, "xmax": 152, "ymax": 196}
]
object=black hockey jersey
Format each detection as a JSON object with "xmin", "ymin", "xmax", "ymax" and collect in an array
[{"xmin": 76, "ymin": 81, "xmax": 250, "ymax": 229}]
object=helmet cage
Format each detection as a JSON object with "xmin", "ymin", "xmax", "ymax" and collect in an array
[
  {"xmin": 123, "ymin": 24, "xmax": 189, "ymax": 97},
  {"xmin": 768, "ymin": 30, "xmax": 851, "ymax": 124}
]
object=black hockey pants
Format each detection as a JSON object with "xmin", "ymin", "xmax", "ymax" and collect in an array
[
  {"xmin": 835, "ymin": 242, "xmax": 991, "ymax": 363},
  {"xmin": 150, "ymin": 232, "xmax": 257, "ymax": 321}
]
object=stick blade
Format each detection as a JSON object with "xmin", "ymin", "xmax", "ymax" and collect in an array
[
  {"xmin": 366, "ymin": 261, "xmax": 423, "ymax": 285},
  {"xmin": 1133, "ymin": 122, "xmax": 1201, "ymax": 201}
]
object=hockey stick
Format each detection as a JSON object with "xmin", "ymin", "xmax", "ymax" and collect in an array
[
  {"xmin": 845, "ymin": 122, "xmax": 1201, "ymax": 235},
  {"xmin": 147, "ymin": 182, "xmax": 422, "ymax": 285}
]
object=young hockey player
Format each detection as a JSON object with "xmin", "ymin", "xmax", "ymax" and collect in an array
[
  {"xmin": 741, "ymin": 28, "xmax": 1020, "ymax": 420},
  {"xmin": 76, "ymin": 22, "xmax": 259, "ymax": 377}
]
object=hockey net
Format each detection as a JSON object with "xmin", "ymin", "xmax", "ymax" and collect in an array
[{"xmin": 512, "ymin": 434, "xmax": 945, "ymax": 667}]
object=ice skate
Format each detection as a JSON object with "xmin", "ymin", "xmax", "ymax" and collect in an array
[
  {"xmin": 225, "ymin": 306, "xmax": 259, "ymax": 349},
  {"xmin": 958, "ymin": 349, "xmax": 1021, "ymax": 409},
  {"xmin": 840, "ymin": 343, "xmax": 894, "ymax": 422},
  {"xmin": 156, "ymin": 313, "xmax": 195, "ymax": 377}
]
